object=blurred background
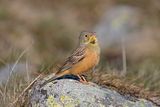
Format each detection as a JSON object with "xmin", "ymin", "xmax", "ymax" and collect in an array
[{"xmin": 0, "ymin": 0, "xmax": 160, "ymax": 105}]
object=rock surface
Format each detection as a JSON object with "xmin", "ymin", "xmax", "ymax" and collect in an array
[{"xmin": 29, "ymin": 75, "xmax": 157, "ymax": 107}]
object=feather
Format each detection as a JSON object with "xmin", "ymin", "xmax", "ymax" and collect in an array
[{"xmin": 56, "ymin": 45, "xmax": 86, "ymax": 73}]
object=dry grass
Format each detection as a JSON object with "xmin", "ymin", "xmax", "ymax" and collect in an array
[
  {"xmin": 0, "ymin": 0, "xmax": 160, "ymax": 106},
  {"xmin": 0, "ymin": 74, "xmax": 28, "ymax": 107}
]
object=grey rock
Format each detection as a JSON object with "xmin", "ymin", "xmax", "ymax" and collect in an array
[{"xmin": 29, "ymin": 75, "xmax": 157, "ymax": 107}]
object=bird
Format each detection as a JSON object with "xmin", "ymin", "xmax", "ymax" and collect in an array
[{"xmin": 42, "ymin": 31, "xmax": 100, "ymax": 86}]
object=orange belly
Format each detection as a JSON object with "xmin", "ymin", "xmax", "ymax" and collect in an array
[{"xmin": 69, "ymin": 49, "xmax": 99, "ymax": 75}]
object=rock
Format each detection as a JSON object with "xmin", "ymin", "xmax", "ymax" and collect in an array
[{"xmin": 29, "ymin": 75, "xmax": 157, "ymax": 107}]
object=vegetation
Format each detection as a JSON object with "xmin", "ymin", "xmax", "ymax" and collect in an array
[{"xmin": 0, "ymin": 0, "xmax": 160, "ymax": 106}]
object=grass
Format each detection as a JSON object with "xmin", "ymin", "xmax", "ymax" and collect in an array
[
  {"xmin": 126, "ymin": 58, "xmax": 160, "ymax": 92},
  {"xmin": 0, "ymin": 74, "xmax": 28, "ymax": 107},
  {"xmin": 0, "ymin": 46, "xmax": 33, "ymax": 106},
  {"xmin": 0, "ymin": 0, "xmax": 160, "ymax": 106},
  {"xmin": 0, "ymin": 55, "xmax": 160, "ymax": 106}
]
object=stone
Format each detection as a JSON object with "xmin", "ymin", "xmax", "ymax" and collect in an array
[{"xmin": 28, "ymin": 75, "xmax": 157, "ymax": 107}]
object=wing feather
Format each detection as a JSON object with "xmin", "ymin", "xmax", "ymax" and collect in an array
[{"xmin": 57, "ymin": 45, "xmax": 86, "ymax": 73}]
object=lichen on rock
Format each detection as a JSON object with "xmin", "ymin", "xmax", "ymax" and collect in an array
[{"xmin": 28, "ymin": 75, "xmax": 157, "ymax": 107}]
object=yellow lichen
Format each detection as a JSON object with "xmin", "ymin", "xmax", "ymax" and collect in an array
[
  {"xmin": 60, "ymin": 95, "xmax": 72, "ymax": 103},
  {"xmin": 47, "ymin": 96, "xmax": 61, "ymax": 107},
  {"xmin": 99, "ymin": 103, "xmax": 105, "ymax": 107},
  {"xmin": 139, "ymin": 100, "xmax": 148, "ymax": 107},
  {"xmin": 60, "ymin": 95, "xmax": 79, "ymax": 107}
]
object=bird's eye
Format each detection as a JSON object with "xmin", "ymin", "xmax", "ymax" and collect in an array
[{"xmin": 85, "ymin": 35, "xmax": 88, "ymax": 37}]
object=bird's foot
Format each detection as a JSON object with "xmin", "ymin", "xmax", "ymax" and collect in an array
[{"xmin": 77, "ymin": 75, "xmax": 89, "ymax": 84}]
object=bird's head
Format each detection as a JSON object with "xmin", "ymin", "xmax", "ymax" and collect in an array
[{"xmin": 79, "ymin": 31, "xmax": 98, "ymax": 46}]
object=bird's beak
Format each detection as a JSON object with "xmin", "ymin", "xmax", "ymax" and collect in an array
[{"xmin": 90, "ymin": 35, "xmax": 97, "ymax": 44}]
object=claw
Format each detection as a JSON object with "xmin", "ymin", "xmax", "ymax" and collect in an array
[{"xmin": 77, "ymin": 75, "xmax": 88, "ymax": 84}]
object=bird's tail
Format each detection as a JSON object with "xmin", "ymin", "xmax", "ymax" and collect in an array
[
  {"xmin": 40, "ymin": 76, "xmax": 57, "ymax": 87},
  {"xmin": 40, "ymin": 70, "xmax": 70, "ymax": 87}
]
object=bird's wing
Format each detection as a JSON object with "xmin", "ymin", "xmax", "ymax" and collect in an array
[{"xmin": 57, "ymin": 45, "xmax": 86, "ymax": 73}]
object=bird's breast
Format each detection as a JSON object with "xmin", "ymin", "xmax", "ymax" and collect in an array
[{"xmin": 70, "ymin": 48, "xmax": 99, "ymax": 75}]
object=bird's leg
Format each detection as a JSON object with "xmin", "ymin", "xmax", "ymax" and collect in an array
[
  {"xmin": 81, "ymin": 75, "xmax": 87, "ymax": 82},
  {"xmin": 77, "ymin": 75, "xmax": 88, "ymax": 84},
  {"xmin": 77, "ymin": 75, "xmax": 83, "ymax": 82}
]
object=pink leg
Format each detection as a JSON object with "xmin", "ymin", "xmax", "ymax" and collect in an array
[{"xmin": 77, "ymin": 75, "xmax": 88, "ymax": 84}]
